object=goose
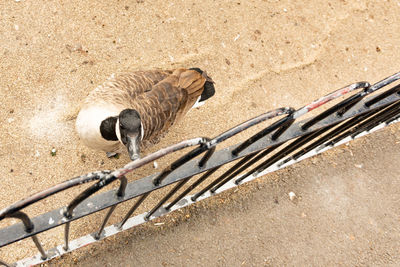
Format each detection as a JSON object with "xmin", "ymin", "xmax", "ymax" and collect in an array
[{"xmin": 75, "ymin": 68, "xmax": 215, "ymax": 160}]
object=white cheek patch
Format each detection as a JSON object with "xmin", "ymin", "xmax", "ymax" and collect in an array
[
  {"xmin": 192, "ymin": 96, "xmax": 205, "ymax": 109},
  {"xmin": 115, "ymin": 118, "xmax": 122, "ymax": 143}
]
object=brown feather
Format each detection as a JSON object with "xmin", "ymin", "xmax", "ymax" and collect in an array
[
  {"xmin": 129, "ymin": 68, "xmax": 207, "ymax": 141},
  {"xmin": 83, "ymin": 70, "xmax": 172, "ymax": 108},
  {"xmin": 81, "ymin": 68, "xmax": 209, "ymax": 146}
]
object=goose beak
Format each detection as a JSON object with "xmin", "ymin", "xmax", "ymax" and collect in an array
[{"xmin": 126, "ymin": 134, "xmax": 141, "ymax": 161}]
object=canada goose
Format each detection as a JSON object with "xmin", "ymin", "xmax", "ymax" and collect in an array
[{"xmin": 75, "ymin": 68, "xmax": 215, "ymax": 160}]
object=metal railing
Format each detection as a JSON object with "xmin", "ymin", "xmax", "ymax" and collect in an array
[{"xmin": 1, "ymin": 71, "xmax": 400, "ymax": 266}]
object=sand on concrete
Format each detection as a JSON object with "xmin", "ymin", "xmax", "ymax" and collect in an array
[{"xmin": 1, "ymin": 0, "xmax": 400, "ymax": 265}]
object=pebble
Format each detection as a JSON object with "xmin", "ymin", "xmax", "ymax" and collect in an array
[
  {"xmin": 153, "ymin": 161, "xmax": 158, "ymax": 169},
  {"xmin": 288, "ymin": 191, "xmax": 296, "ymax": 201}
]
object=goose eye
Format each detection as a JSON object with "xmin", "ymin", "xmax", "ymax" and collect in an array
[{"xmin": 119, "ymin": 123, "xmax": 125, "ymax": 129}]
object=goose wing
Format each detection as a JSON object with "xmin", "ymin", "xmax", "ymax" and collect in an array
[
  {"xmin": 132, "ymin": 68, "xmax": 207, "ymax": 140},
  {"xmin": 83, "ymin": 70, "xmax": 173, "ymax": 107}
]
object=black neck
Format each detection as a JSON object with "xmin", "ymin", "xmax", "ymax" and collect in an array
[{"xmin": 100, "ymin": 116, "xmax": 119, "ymax": 141}]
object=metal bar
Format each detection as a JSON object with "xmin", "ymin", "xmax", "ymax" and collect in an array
[
  {"xmin": 336, "ymin": 93, "xmax": 365, "ymax": 117},
  {"xmin": 351, "ymin": 102, "xmax": 400, "ymax": 138},
  {"xmin": 198, "ymin": 146, "xmax": 216, "ymax": 168},
  {"xmin": 145, "ymin": 177, "xmax": 192, "ymax": 220},
  {"xmin": 327, "ymin": 101, "xmax": 400, "ymax": 146},
  {"xmin": 365, "ymin": 84, "xmax": 400, "ymax": 107},
  {"xmin": 385, "ymin": 111, "xmax": 400, "ymax": 124},
  {"xmin": 210, "ymin": 145, "xmax": 282, "ymax": 193},
  {"xmin": 167, "ymin": 167, "xmax": 220, "ymax": 210},
  {"xmin": 368, "ymin": 101, "xmax": 400, "ymax": 125},
  {"xmin": 347, "ymin": 101, "xmax": 400, "ymax": 138},
  {"xmin": 301, "ymin": 71, "xmax": 400, "ymax": 130},
  {"xmin": 193, "ymin": 147, "xmax": 278, "ymax": 200},
  {"xmin": 31, "ymin": 235, "xmax": 47, "ymax": 260},
  {"xmin": 153, "ymin": 141, "xmax": 210, "ymax": 186},
  {"xmin": 290, "ymin": 112, "xmax": 373, "ymax": 161},
  {"xmin": 64, "ymin": 222, "xmax": 70, "ymax": 251},
  {"xmin": 6, "ymin": 212, "xmax": 48, "ymax": 260},
  {"xmin": 116, "ymin": 176, "xmax": 127, "ymax": 198},
  {"xmin": 94, "ymin": 175, "xmax": 128, "ymax": 239},
  {"xmin": 367, "ymin": 71, "xmax": 400, "ymax": 93},
  {"xmin": 312, "ymin": 105, "xmax": 391, "ymax": 153},
  {"xmin": 302, "ymin": 91, "xmax": 367, "ymax": 130},
  {"xmin": 209, "ymin": 107, "xmax": 294, "ymax": 149},
  {"xmin": 191, "ymin": 153, "xmax": 261, "ymax": 201},
  {"xmin": 118, "ymin": 193, "xmax": 149, "ymax": 229},
  {"xmin": 0, "ymin": 171, "xmax": 110, "ymax": 221},
  {"xmin": 291, "ymin": 82, "xmax": 370, "ymax": 120},
  {"xmin": 271, "ymin": 117, "xmax": 295, "ymax": 140},
  {"xmin": 154, "ymin": 108, "xmax": 294, "ymax": 185},
  {"xmin": 6, "ymin": 211, "xmax": 34, "ymax": 233},
  {"xmin": 94, "ymin": 205, "xmax": 117, "ymax": 240},
  {"xmin": 236, "ymin": 128, "xmax": 329, "ymax": 184},
  {"xmin": 232, "ymin": 115, "xmax": 292, "ymax": 156},
  {"xmin": 363, "ymin": 108, "xmax": 400, "ymax": 133},
  {"xmin": 65, "ymin": 175, "xmax": 115, "ymax": 219}
]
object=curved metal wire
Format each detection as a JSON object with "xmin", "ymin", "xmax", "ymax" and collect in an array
[
  {"xmin": 0, "ymin": 171, "xmax": 111, "ymax": 221},
  {"xmin": 152, "ymin": 138, "xmax": 215, "ymax": 186}
]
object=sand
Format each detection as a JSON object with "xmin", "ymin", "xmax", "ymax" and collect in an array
[{"xmin": 1, "ymin": 0, "xmax": 400, "ymax": 265}]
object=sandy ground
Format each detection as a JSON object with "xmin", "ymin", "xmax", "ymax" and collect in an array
[{"xmin": 1, "ymin": 0, "xmax": 400, "ymax": 265}]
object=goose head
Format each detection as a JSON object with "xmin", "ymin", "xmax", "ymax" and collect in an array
[{"xmin": 116, "ymin": 109, "xmax": 143, "ymax": 161}]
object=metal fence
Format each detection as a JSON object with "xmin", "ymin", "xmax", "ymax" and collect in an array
[{"xmin": 1, "ymin": 71, "xmax": 400, "ymax": 266}]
